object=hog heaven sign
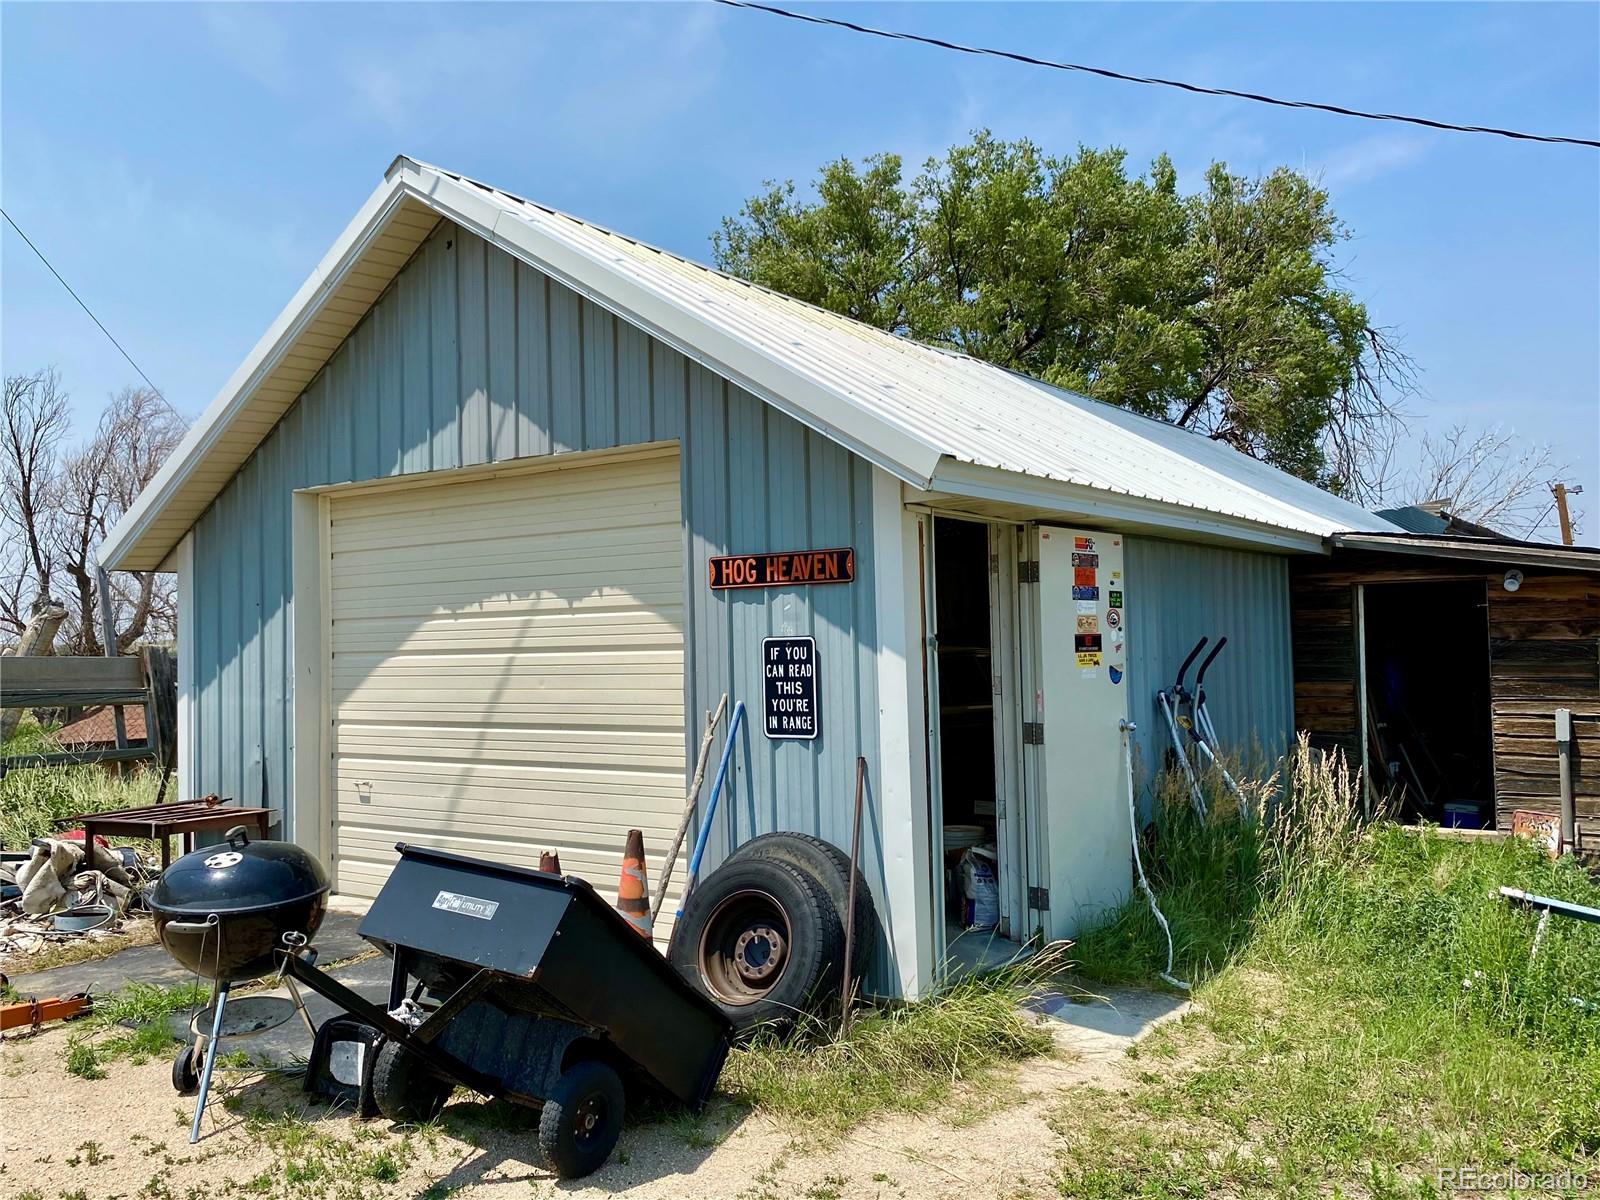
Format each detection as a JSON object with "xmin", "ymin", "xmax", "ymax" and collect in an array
[
  {"xmin": 762, "ymin": 636, "xmax": 819, "ymax": 740},
  {"xmin": 708, "ymin": 547, "xmax": 854, "ymax": 590}
]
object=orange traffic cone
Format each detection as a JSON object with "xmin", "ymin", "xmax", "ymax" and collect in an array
[
  {"xmin": 539, "ymin": 850, "xmax": 562, "ymax": 874},
  {"xmin": 616, "ymin": 829, "xmax": 652, "ymax": 939}
]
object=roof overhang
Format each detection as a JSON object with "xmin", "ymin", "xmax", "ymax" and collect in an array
[
  {"xmin": 1330, "ymin": 532, "xmax": 1600, "ymax": 574},
  {"xmin": 101, "ymin": 156, "xmax": 1389, "ymax": 571},
  {"xmin": 924, "ymin": 460, "xmax": 1329, "ymax": 553},
  {"xmin": 102, "ymin": 159, "xmax": 951, "ymax": 571},
  {"xmin": 100, "ymin": 173, "xmax": 444, "ymax": 570}
]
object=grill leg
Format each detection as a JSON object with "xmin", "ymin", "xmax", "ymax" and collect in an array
[{"xmin": 188, "ymin": 981, "xmax": 230, "ymax": 1144}]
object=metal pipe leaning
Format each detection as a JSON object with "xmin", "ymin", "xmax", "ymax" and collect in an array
[{"xmin": 675, "ymin": 700, "xmax": 747, "ymax": 926}]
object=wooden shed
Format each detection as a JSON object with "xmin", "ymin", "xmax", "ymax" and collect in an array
[{"xmin": 1290, "ymin": 524, "xmax": 1600, "ymax": 852}]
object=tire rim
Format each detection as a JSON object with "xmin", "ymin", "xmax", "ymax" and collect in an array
[
  {"xmin": 696, "ymin": 887, "xmax": 791, "ymax": 1005},
  {"xmin": 574, "ymin": 1095, "xmax": 607, "ymax": 1148}
]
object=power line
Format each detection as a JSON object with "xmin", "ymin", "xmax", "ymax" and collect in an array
[
  {"xmin": 714, "ymin": 0, "xmax": 1600, "ymax": 149},
  {"xmin": 1, "ymin": 206, "xmax": 177, "ymax": 409}
]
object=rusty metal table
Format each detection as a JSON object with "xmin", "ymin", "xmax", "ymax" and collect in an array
[{"xmin": 57, "ymin": 799, "xmax": 276, "ymax": 870}]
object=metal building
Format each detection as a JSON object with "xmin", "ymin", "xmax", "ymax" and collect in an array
[{"xmin": 101, "ymin": 158, "xmax": 1397, "ymax": 997}]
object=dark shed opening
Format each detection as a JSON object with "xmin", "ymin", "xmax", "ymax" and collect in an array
[{"xmin": 1362, "ymin": 580, "xmax": 1493, "ymax": 826}]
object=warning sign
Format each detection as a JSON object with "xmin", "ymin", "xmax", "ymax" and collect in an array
[
  {"xmin": 1076, "ymin": 651, "xmax": 1102, "ymax": 668},
  {"xmin": 762, "ymin": 636, "xmax": 819, "ymax": 740},
  {"xmin": 1108, "ymin": 590, "xmax": 1123, "ymax": 608}
]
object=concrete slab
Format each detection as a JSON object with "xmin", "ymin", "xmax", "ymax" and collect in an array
[
  {"xmin": 1028, "ymin": 982, "xmax": 1192, "ymax": 1061},
  {"xmin": 167, "ymin": 955, "xmax": 393, "ymax": 1066},
  {"xmin": 7, "ymin": 909, "xmax": 369, "ymax": 998}
]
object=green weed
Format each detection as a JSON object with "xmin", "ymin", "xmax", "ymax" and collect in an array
[
  {"xmin": 1057, "ymin": 735, "xmax": 1600, "ymax": 1195},
  {"xmin": 722, "ymin": 945, "xmax": 1062, "ymax": 1130},
  {"xmin": 0, "ymin": 716, "xmax": 166, "ymax": 853},
  {"xmin": 58, "ymin": 981, "xmax": 206, "ymax": 1077}
]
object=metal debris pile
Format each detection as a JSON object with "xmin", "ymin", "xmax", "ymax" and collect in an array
[{"xmin": 1, "ymin": 837, "xmax": 158, "ymax": 958}]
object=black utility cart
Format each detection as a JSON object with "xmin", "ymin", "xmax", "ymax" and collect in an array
[{"xmin": 280, "ymin": 843, "xmax": 732, "ymax": 1179}]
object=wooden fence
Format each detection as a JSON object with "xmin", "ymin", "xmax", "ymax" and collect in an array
[{"xmin": 0, "ymin": 647, "xmax": 177, "ymax": 772}]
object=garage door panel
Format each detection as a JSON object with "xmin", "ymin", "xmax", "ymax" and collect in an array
[
  {"xmin": 332, "ymin": 456, "xmax": 679, "ymax": 527},
  {"xmin": 330, "ymin": 592, "xmax": 684, "ymax": 623},
  {"xmin": 333, "ymin": 648, "xmax": 684, "ymax": 676},
  {"xmin": 329, "ymin": 538, "xmax": 685, "ymax": 588},
  {"xmin": 333, "ymin": 761, "xmax": 683, "ymax": 803},
  {"xmin": 330, "ymin": 619, "xmax": 682, "ymax": 656},
  {"xmin": 329, "ymin": 452, "xmax": 686, "ymax": 909},
  {"xmin": 331, "ymin": 505, "xmax": 683, "ymax": 553}
]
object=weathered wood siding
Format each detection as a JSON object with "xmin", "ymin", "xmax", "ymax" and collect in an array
[
  {"xmin": 1289, "ymin": 552, "xmax": 1600, "ymax": 849},
  {"xmin": 1487, "ymin": 570, "xmax": 1599, "ymax": 841}
]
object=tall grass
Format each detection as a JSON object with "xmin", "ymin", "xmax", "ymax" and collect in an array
[
  {"xmin": 722, "ymin": 946, "xmax": 1065, "ymax": 1129},
  {"xmin": 0, "ymin": 719, "xmax": 163, "ymax": 849},
  {"xmin": 1065, "ymin": 734, "xmax": 1600, "ymax": 1181}
]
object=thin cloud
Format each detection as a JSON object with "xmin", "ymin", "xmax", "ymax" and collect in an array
[
  {"xmin": 1317, "ymin": 133, "xmax": 1430, "ymax": 190},
  {"xmin": 202, "ymin": 6, "xmax": 297, "ymax": 95}
]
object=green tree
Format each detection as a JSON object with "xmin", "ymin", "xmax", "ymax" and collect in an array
[{"xmin": 713, "ymin": 133, "xmax": 1408, "ymax": 493}]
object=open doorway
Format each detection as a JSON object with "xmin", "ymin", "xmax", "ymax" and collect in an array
[
  {"xmin": 930, "ymin": 517, "xmax": 1021, "ymax": 974},
  {"xmin": 1361, "ymin": 580, "xmax": 1494, "ymax": 826}
]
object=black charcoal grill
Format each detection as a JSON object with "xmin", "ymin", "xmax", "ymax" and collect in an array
[
  {"xmin": 146, "ymin": 826, "xmax": 329, "ymax": 1144},
  {"xmin": 280, "ymin": 843, "xmax": 732, "ymax": 1179},
  {"xmin": 146, "ymin": 826, "xmax": 329, "ymax": 982}
]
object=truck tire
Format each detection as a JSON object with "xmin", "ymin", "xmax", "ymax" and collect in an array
[
  {"xmin": 371, "ymin": 1041, "xmax": 453, "ymax": 1125},
  {"xmin": 670, "ymin": 855, "xmax": 844, "ymax": 1034},
  {"xmin": 728, "ymin": 831, "xmax": 877, "ymax": 984},
  {"xmin": 537, "ymin": 1059, "xmax": 624, "ymax": 1179}
]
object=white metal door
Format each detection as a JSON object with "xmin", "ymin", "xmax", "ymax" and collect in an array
[
  {"xmin": 1035, "ymin": 526, "xmax": 1132, "ymax": 938},
  {"xmin": 325, "ymin": 450, "xmax": 686, "ymax": 917}
]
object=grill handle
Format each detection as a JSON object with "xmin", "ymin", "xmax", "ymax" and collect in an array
[
  {"xmin": 164, "ymin": 915, "xmax": 221, "ymax": 933},
  {"xmin": 224, "ymin": 826, "xmax": 252, "ymax": 849}
]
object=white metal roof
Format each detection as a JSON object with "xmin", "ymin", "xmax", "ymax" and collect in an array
[{"xmin": 103, "ymin": 156, "xmax": 1397, "ymax": 570}]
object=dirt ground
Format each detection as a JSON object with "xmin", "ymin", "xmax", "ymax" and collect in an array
[{"xmin": 0, "ymin": 1018, "xmax": 1136, "ymax": 1200}]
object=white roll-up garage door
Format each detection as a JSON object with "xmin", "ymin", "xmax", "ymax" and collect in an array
[{"xmin": 326, "ymin": 449, "xmax": 686, "ymax": 922}]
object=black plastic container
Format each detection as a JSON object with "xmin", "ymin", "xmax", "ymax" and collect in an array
[
  {"xmin": 358, "ymin": 842, "xmax": 731, "ymax": 1109},
  {"xmin": 146, "ymin": 826, "xmax": 329, "ymax": 982}
]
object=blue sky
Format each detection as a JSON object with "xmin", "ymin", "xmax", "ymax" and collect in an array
[{"xmin": 4, "ymin": 2, "xmax": 1596, "ymax": 532}]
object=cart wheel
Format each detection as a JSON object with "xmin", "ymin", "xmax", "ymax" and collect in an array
[
  {"xmin": 669, "ymin": 855, "xmax": 842, "ymax": 1034},
  {"xmin": 172, "ymin": 1044, "xmax": 200, "ymax": 1096},
  {"xmin": 538, "ymin": 1060, "xmax": 624, "ymax": 1180},
  {"xmin": 371, "ymin": 1042, "xmax": 453, "ymax": 1125}
]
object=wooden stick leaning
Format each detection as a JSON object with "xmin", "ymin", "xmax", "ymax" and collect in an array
[{"xmin": 651, "ymin": 693, "xmax": 729, "ymax": 925}]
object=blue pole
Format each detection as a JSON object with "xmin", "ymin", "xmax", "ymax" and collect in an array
[{"xmin": 676, "ymin": 700, "xmax": 745, "ymax": 922}]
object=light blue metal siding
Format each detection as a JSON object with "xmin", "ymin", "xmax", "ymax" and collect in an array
[
  {"xmin": 1123, "ymin": 537, "xmax": 1295, "ymax": 800},
  {"xmin": 187, "ymin": 221, "xmax": 887, "ymax": 979}
]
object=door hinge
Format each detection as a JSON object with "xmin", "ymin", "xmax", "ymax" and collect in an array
[
  {"xmin": 1022, "ymin": 721, "xmax": 1045, "ymax": 745},
  {"xmin": 1018, "ymin": 561, "xmax": 1040, "ymax": 583},
  {"xmin": 1028, "ymin": 885, "xmax": 1050, "ymax": 911}
]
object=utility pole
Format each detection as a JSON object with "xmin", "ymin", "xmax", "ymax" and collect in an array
[{"xmin": 1549, "ymin": 482, "xmax": 1582, "ymax": 546}]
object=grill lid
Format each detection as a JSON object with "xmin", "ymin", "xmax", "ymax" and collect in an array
[{"xmin": 148, "ymin": 826, "xmax": 329, "ymax": 915}]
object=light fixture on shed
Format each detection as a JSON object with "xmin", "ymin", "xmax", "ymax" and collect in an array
[{"xmin": 1503, "ymin": 569, "xmax": 1524, "ymax": 593}]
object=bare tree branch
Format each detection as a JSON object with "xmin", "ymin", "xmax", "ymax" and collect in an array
[
  {"xmin": 0, "ymin": 373, "xmax": 186, "ymax": 653},
  {"xmin": 1373, "ymin": 421, "xmax": 1577, "ymax": 541}
]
